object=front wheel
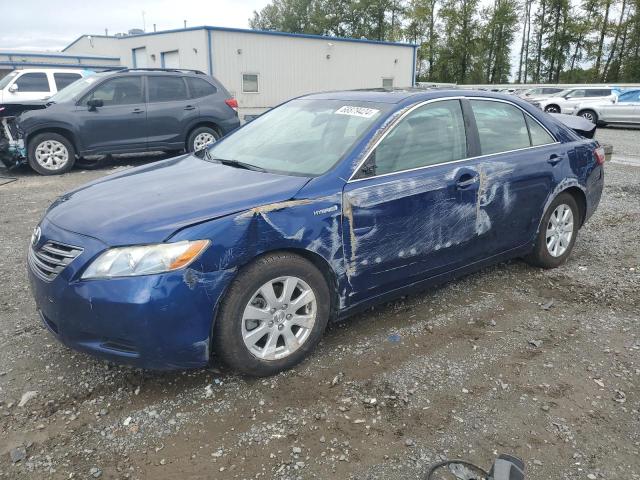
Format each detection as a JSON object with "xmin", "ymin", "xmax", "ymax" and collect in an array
[
  {"xmin": 525, "ymin": 193, "xmax": 579, "ymax": 269},
  {"xmin": 213, "ymin": 252, "xmax": 330, "ymax": 376},
  {"xmin": 187, "ymin": 126, "xmax": 220, "ymax": 153},
  {"xmin": 28, "ymin": 133, "xmax": 76, "ymax": 175},
  {"xmin": 544, "ymin": 105, "xmax": 561, "ymax": 114}
]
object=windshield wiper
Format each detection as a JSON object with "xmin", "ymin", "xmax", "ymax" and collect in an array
[{"xmin": 204, "ymin": 150, "xmax": 267, "ymax": 172}]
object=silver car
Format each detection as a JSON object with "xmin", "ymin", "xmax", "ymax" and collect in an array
[{"xmin": 572, "ymin": 89, "xmax": 640, "ymax": 125}]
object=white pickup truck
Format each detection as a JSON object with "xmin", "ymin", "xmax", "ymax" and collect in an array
[{"xmin": 0, "ymin": 68, "xmax": 92, "ymax": 103}]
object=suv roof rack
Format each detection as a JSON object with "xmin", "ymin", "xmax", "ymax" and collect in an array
[{"xmin": 109, "ymin": 68, "xmax": 207, "ymax": 75}]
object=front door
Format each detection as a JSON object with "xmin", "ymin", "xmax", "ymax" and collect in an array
[
  {"xmin": 342, "ymin": 99, "xmax": 483, "ymax": 302},
  {"xmin": 75, "ymin": 75, "xmax": 147, "ymax": 153}
]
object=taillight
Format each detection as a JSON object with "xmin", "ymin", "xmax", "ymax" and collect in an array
[
  {"xmin": 594, "ymin": 145, "xmax": 605, "ymax": 165},
  {"xmin": 225, "ymin": 98, "xmax": 238, "ymax": 112}
]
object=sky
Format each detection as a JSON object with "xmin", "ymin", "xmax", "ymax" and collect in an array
[{"xmin": 1, "ymin": 0, "xmax": 269, "ymax": 51}]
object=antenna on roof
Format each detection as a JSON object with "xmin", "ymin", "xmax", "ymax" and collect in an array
[
  {"xmin": 142, "ymin": 11, "xmax": 146, "ymax": 32},
  {"xmin": 105, "ymin": 28, "xmax": 108, "ymax": 36},
  {"xmin": 184, "ymin": 20, "xmax": 187, "ymax": 29}
]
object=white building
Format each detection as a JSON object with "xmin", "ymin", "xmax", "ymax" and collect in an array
[
  {"xmin": 63, "ymin": 26, "xmax": 418, "ymax": 119},
  {"xmin": 0, "ymin": 51, "xmax": 122, "ymax": 79}
]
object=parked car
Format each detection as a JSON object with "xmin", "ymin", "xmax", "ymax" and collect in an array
[
  {"xmin": 28, "ymin": 89, "xmax": 605, "ymax": 376},
  {"xmin": 518, "ymin": 86, "xmax": 565, "ymax": 101},
  {"xmin": 533, "ymin": 87, "xmax": 614, "ymax": 113},
  {"xmin": 3, "ymin": 68, "xmax": 240, "ymax": 175},
  {"xmin": 572, "ymin": 89, "xmax": 640, "ymax": 125},
  {"xmin": 0, "ymin": 68, "xmax": 90, "ymax": 103}
]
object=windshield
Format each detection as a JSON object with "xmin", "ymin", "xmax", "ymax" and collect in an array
[
  {"xmin": 48, "ymin": 74, "xmax": 102, "ymax": 103},
  {"xmin": 0, "ymin": 71, "xmax": 19, "ymax": 90},
  {"xmin": 207, "ymin": 99, "xmax": 390, "ymax": 176}
]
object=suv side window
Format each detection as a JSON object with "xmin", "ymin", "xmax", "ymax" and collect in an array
[
  {"xmin": 186, "ymin": 77, "xmax": 217, "ymax": 98},
  {"xmin": 372, "ymin": 100, "xmax": 467, "ymax": 175},
  {"xmin": 148, "ymin": 76, "xmax": 188, "ymax": 102},
  {"xmin": 83, "ymin": 76, "xmax": 144, "ymax": 106},
  {"xmin": 15, "ymin": 72, "xmax": 50, "ymax": 92},
  {"xmin": 470, "ymin": 100, "xmax": 530, "ymax": 155},
  {"xmin": 54, "ymin": 73, "xmax": 82, "ymax": 91}
]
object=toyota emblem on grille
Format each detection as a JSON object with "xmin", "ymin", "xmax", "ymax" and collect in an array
[{"xmin": 31, "ymin": 226, "xmax": 41, "ymax": 247}]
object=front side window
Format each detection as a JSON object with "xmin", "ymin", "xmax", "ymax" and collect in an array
[
  {"xmin": 186, "ymin": 77, "xmax": 217, "ymax": 98},
  {"xmin": 568, "ymin": 89, "xmax": 586, "ymax": 98},
  {"xmin": 54, "ymin": 73, "xmax": 81, "ymax": 91},
  {"xmin": 470, "ymin": 100, "xmax": 530, "ymax": 155},
  {"xmin": 371, "ymin": 100, "xmax": 467, "ymax": 175},
  {"xmin": 15, "ymin": 72, "xmax": 50, "ymax": 92},
  {"xmin": 148, "ymin": 76, "xmax": 188, "ymax": 102},
  {"xmin": 83, "ymin": 76, "xmax": 143, "ymax": 106},
  {"xmin": 242, "ymin": 74, "xmax": 259, "ymax": 93},
  {"xmin": 207, "ymin": 99, "xmax": 390, "ymax": 176}
]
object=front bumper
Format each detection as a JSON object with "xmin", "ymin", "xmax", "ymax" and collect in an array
[{"xmin": 28, "ymin": 218, "xmax": 235, "ymax": 370}]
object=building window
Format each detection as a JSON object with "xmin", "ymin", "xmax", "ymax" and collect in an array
[
  {"xmin": 382, "ymin": 78, "xmax": 394, "ymax": 89},
  {"xmin": 242, "ymin": 73, "xmax": 259, "ymax": 93}
]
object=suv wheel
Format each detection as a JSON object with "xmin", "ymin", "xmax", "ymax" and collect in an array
[
  {"xmin": 28, "ymin": 133, "xmax": 76, "ymax": 175},
  {"xmin": 188, "ymin": 126, "xmax": 220, "ymax": 152},
  {"xmin": 579, "ymin": 109, "xmax": 598, "ymax": 124},
  {"xmin": 213, "ymin": 252, "xmax": 331, "ymax": 376},
  {"xmin": 544, "ymin": 105, "xmax": 561, "ymax": 113}
]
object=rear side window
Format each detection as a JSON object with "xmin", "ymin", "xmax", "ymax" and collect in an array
[
  {"xmin": 587, "ymin": 89, "xmax": 611, "ymax": 97},
  {"xmin": 186, "ymin": 77, "xmax": 217, "ymax": 98},
  {"xmin": 373, "ymin": 99, "xmax": 467, "ymax": 175},
  {"xmin": 526, "ymin": 116, "xmax": 555, "ymax": 146},
  {"xmin": 15, "ymin": 72, "xmax": 50, "ymax": 92},
  {"xmin": 148, "ymin": 76, "xmax": 188, "ymax": 102},
  {"xmin": 470, "ymin": 100, "xmax": 530, "ymax": 155},
  {"xmin": 54, "ymin": 73, "xmax": 81, "ymax": 91},
  {"xmin": 84, "ymin": 76, "xmax": 143, "ymax": 106}
]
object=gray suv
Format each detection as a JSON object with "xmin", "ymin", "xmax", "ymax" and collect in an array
[{"xmin": 10, "ymin": 69, "xmax": 240, "ymax": 175}]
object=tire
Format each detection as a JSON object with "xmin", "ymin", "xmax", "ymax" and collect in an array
[
  {"xmin": 544, "ymin": 105, "xmax": 561, "ymax": 114},
  {"xmin": 525, "ymin": 192, "xmax": 580, "ymax": 269},
  {"xmin": 28, "ymin": 133, "xmax": 76, "ymax": 175},
  {"xmin": 213, "ymin": 252, "xmax": 331, "ymax": 376},
  {"xmin": 187, "ymin": 126, "xmax": 220, "ymax": 153},
  {"xmin": 579, "ymin": 109, "xmax": 598, "ymax": 124}
]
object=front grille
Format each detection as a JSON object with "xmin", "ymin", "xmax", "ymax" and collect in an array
[{"xmin": 29, "ymin": 241, "xmax": 83, "ymax": 281}]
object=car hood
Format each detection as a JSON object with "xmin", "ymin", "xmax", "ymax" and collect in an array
[{"xmin": 45, "ymin": 154, "xmax": 311, "ymax": 245}]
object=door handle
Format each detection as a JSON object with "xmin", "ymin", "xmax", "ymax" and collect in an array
[
  {"xmin": 131, "ymin": 108, "xmax": 145, "ymax": 114},
  {"xmin": 184, "ymin": 105, "xmax": 196, "ymax": 111},
  {"xmin": 455, "ymin": 173, "xmax": 478, "ymax": 189},
  {"xmin": 547, "ymin": 153, "xmax": 564, "ymax": 165}
]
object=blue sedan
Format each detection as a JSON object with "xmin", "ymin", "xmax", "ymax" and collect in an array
[{"xmin": 28, "ymin": 89, "xmax": 605, "ymax": 376}]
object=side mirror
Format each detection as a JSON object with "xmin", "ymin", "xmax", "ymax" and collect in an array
[
  {"xmin": 87, "ymin": 98, "xmax": 104, "ymax": 110},
  {"xmin": 8, "ymin": 84, "xmax": 18, "ymax": 93}
]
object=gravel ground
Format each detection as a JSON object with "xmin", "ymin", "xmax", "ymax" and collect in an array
[{"xmin": 0, "ymin": 128, "xmax": 638, "ymax": 479}]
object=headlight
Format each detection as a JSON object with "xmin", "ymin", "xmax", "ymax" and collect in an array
[{"xmin": 82, "ymin": 240, "xmax": 210, "ymax": 279}]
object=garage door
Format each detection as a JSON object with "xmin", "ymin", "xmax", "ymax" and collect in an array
[
  {"xmin": 133, "ymin": 48, "xmax": 147, "ymax": 68},
  {"xmin": 162, "ymin": 50, "xmax": 180, "ymax": 69}
]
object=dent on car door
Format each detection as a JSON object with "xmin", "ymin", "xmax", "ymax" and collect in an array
[
  {"xmin": 342, "ymin": 99, "xmax": 485, "ymax": 302},
  {"xmin": 467, "ymin": 99, "xmax": 561, "ymax": 252}
]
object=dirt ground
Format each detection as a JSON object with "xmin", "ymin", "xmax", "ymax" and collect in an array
[{"xmin": 0, "ymin": 128, "xmax": 638, "ymax": 480}]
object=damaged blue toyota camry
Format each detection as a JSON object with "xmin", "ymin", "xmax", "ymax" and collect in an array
[{"xmin": 28, "ymin": 89, "xmax": 604, "ymax": 376}]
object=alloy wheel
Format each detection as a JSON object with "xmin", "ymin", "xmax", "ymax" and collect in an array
[
  {"xmin": 546, "ymin": 203, "xmax": 574, "ymax": 257},
  {"xmin": 35, "ymin": 140, "xmax": 69, "ymax": 170},
  {"xmin": 581, "ymin": 111, "xmax": 595, "ymax": 123},
  {"xmin": 193, "ymin": 132, "xmax": 216, "ymax": 151},
  {"xmin": 241, "ymin": 276, "xmax": 317, "ymax": 360}
]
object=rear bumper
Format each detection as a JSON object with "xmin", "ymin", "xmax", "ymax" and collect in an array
[{"xmin": 28, "ymin": 219, "xmax": 235, "ymax": 370}]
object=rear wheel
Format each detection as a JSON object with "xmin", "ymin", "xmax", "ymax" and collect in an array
[
  {"xmin": 187, "ymin": 126, "xmax": 220, "ymax": 153},
  {"xmin": 28, "ymin": 133, "xmax": 76, "ymax": 175},
  {"xmin": 544, "ymin": 105, "xmax": 561, "ymax": 114},
  {"xmin": 213, "ymin": 252, "xmax": 330, "ymax": 376},
  {"xmin": 525, "ymin": 193, "xmax": 579, "ymax": 269}
]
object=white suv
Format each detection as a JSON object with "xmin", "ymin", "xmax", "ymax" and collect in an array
[
  {"xmin": 0, "ymin": 68, "xmax": 91, "ymax": 104},
  {"xmin": 533, "ymin": 87, "xmax": 615, "ymax": 114}
]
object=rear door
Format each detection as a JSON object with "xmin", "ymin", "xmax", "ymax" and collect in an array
[
  {"xmin": 145, "ymin": 75, "xmax": 200, "ymax": 149},
  {"xmin": 75, "ymin": 75, "xmax": 147, "ymax": 152},
  {"xmin": 467, "ymin": 99, "xmax": 562, "ymax": 252}
]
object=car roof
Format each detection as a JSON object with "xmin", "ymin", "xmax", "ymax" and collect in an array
[{"xmin": 299, "ymin": 88, "xmax": 524, "ymax": 104}]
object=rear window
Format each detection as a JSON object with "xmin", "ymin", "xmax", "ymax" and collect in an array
[
  {"xmin": 148, "ymin": 76, "xmax": 188, "ymax": 102},
  {"xmin": 15, "ymin": 72, "xmax": 50, "ymax": 92},
  {"xmin": 54, "ymin": 73, "xmax": 82, "ymax": 91},
  {"xmin": 186, "ymin": 77, "xmax": 217, "ymax": 98}
]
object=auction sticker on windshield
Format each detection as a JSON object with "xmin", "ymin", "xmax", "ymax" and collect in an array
[{"xmin": 335, "ymin": 106, "xmax": 380, "ymax": 118}]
